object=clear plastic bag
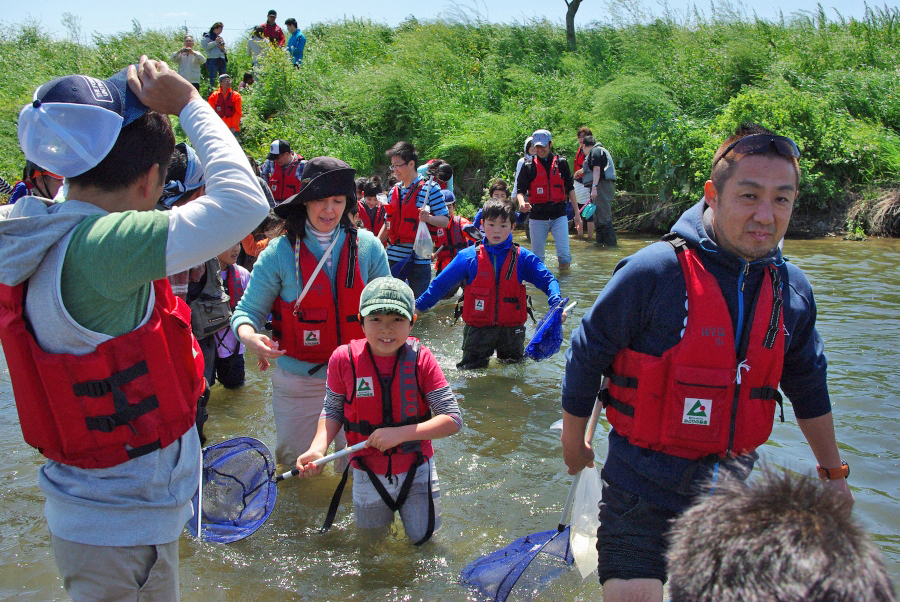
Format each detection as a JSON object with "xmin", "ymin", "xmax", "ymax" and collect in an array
[
  {"xmin": 570, "ymin": 464, "xmax": 601, "ymax": 579},
  {"xmin": 413, "ymin": 219, "xmax": 434, "ymax": 258}
]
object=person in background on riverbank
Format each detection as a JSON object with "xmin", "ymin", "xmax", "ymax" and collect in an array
[
  {"xmin": 560, "ymin": 122, "xmax": 853, "ymax": 602},
  {"xmin": 170, "ymin": 35, "xmax": 206, "ymax": 93},
  {"xmin": 516, "ymin": 129, "xmax": 582, "ymax": 270},
  {"xmin": 7, "ymin": 160, "xmax": 63, "ymax": 204},
  {"xmin": 285, "ymin": 18, "xmax": 306, "ymax": 67},
  {"xmin": 382, "ymin": 141, "xmax": 449, "ymax": 298},
  {"xmin": 261, "ymin": 10, "xmax": 285, "ymax": 46},
  {"xmin": 232, "ymin": 157, "xmax": 390, "ymax": 469},
  {"xmin": 247, "ymin": 26, "xmax": 267, "ymax": 68},
  {"xmin": 585, "ymin": 136, "xmax": 618, "ymax": 247},
  {"xmin": 202, "ymin": 22, "xmax": 227, "ymax": 90},
  {"xmin": 667, "ymin": 467, "xmax": 894, "ymax": 602},
  {"xmin": 208, "ymin": 74, "xmax": 241, "ymax": 133},
  {"xmin": 416, "ymin": 198, "xmax": 566, "ymax": 369},
  {"xmin": 0, "ymin": 57, "xmax": 267, "ymax": 600},
  {"xmin": 572, "ymin": 126, "xmax": 592, "ymax": 229},
  {"xmin": 295, "ymin": 277, "xmax": 462, "ymax": 545}
]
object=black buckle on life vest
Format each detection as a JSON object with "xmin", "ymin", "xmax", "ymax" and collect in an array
[
  {"xmin": 606, "ymin": 372, "xmax": 638, "ymax": 389},
  {"xmin": 600, "ymin": 389, "xmax": 635, "ymax": 417},
  {"xmin": 661, "ymin": 233, "xmax": 689, "ymax": 254},
  {"xmin": 749, "ymin": 386, "xmax": 784, "ymax": 422},
  {"xmin": 75, "ymin": 362, "xmax": 154, "ymax": 435}
]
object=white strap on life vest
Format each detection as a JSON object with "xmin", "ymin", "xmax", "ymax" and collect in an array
[{"xmin": 293, "ymin": 234, "xmax": 340, "ymax": 312}]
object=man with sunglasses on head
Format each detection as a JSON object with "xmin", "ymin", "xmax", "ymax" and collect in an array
[{"xmin": 560, "ymin": 123, "xmax": 853, "ymax": 602}]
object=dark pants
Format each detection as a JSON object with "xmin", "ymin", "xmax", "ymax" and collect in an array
[
  {"xmin": 457, "ymin": 324, "xmax": 526, "ymax": 369},
  {"xmin": 390, "ymin": 259, "xmax": 432, "ymax": 299},
  {"xmin": 596, "ymin": 220, "xmax": 618, "ymax": 247},
  {"xmin": 214, "ymin": 349, "xmax": 246, "ymax": 389},
  {"xmin": 196, "ymin": 335, "xmax": 217, "ymax": 445}
]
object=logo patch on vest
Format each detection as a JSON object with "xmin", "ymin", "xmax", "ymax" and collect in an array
[
  {"xmin": 536, "ymin": 187, "xmax": 545, "ymax": 195},
  {"xmin": 682, "ymin": 398, "xmax": 711, "ymax": 425},
  {"xmin": 303, "ymin": 330, "xmax": 320, "ymax": 346},
  {"xmin": 474, "ymin": 299, "xmax": 485, "ymax": 311},
  {"xmin": 355, "ymin": 377, "xmax": 374, "ymax": 397}
]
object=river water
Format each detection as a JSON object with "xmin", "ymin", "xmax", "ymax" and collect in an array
[{"xmin": 2, "ymin": 232, "xmax": 898, "ymax": 600}]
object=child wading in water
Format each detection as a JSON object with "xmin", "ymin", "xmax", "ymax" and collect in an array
[
  {"xmin": 213, "ymin": 242, "xmax": 251, "ymax": 387},
  {"xmin": 416, "ymin": 198, "xmax": 568, "ymax": 369},
  {"xmin": 296, "ymin": 278, "xmax": 462, "ymax": 544}
]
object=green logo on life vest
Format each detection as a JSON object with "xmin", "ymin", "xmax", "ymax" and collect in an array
[
  {"xmin": 682, "ymin": 398, "xmax": 711, "ymax": 425},
  {"xmin": 303, "ymin": 330, "xmax": 320, "ymax": 346},
  {"xmin": 474, "ymin": 299, "xmax": 485, "ymax": 311},
  {"xmin": 356, "ymin": 377, "xmax": 375, "ymax": 397}
]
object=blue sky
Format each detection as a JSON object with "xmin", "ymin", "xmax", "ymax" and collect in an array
[{"xmin": 4, "ymin": 0, "xmax": 875, "ymax": 41}]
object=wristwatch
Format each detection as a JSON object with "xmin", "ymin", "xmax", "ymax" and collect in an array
[{"xmin": 817, "ymin": 460, "xmax": 849, "ymax": 480}]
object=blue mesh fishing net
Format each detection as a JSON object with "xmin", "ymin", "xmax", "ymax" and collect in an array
[
  {"xmin": 525, "ymin": 297, "xmax": 569, "ymax": 362},
  {"xmin": 461, "ymin": 527, "xmax": 574, "ymax": 601},
  {"xmin": 186, "ymin": 437, "xmax": 277, "ymax": 543}
]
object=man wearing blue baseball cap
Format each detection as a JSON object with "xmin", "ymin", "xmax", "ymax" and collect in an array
[{"xmin": 0, "ymin": 56, "xmax": 268, "ymax": 599}]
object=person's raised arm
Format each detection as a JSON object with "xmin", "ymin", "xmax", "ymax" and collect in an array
[{"xmin": 127, "ymin": 56, "xmax": 268, "ymax": 274}]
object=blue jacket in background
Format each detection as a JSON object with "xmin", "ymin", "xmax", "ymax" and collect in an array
[
  {"xmin": 287, "ymin": 30, "xmax": 306, "ymax": 65},
  {"xmin": 416, "ymin": 234, "xmax": 562, "ymax": 312},
  {"xmin": 562, "ymin": 199, "xmax": 831, "ymax": 511}
]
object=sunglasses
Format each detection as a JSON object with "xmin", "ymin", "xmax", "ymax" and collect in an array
[{"xmin": 714, "ymin": 134, "xmax": 800, "ymax": 167}]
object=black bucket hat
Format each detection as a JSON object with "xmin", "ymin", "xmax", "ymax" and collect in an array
[{"xmin": 274, "ymin": 156, "xmax": 356, "ymax": 217}]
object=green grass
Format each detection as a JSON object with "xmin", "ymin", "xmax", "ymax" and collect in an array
[{"xmin": 2, "ymin": 4, "xmax": 899, "ymax": 219}]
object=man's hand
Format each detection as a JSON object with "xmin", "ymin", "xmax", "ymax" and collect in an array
[
  {"xmin": 590, "ymin": 188, "xmax": 598, "ymax": 201},
  {"xmin": 126, "ymin": 55, "xmax": 200, "ymax": 116},
  {"xmin": 574, "ymin": 168, "xmax": 584, "ymax": 179},
  {"xmin": 561, "ymin": 410, "xmax": 594, "ymax": 475},
  {"xmin": 823, "ymin": 475, "xmax": 855, "ymax": 517},
  {"xmin": 574, "ymin": 214, "xmax": 583, "ymax": 235}
]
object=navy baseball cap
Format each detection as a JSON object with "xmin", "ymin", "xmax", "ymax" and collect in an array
[{"xmin": 18, "ymin": 67, "xmax": 148, "ymax": 178}]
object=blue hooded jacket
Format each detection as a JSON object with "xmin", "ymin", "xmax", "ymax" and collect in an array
[{"xmin": 562, "ymin": 199, "xmax": 830, "ymax": 510}]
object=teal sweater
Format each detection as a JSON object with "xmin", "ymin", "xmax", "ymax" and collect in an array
[{"xmin": 231, "ymin": 225, "xmax": 390, "ymax": 377}]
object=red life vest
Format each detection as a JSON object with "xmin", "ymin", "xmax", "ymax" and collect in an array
[
  {"xmin": 433, "ymin": 215, "xmax": 471, "ymax": 273},
  {"xmin": 386, "ymin": 180, "xmax": 424, "ymax": 245},
  {"xmin": 462, "ymin": 243, "xmax": 528, "ymax": 327},
  {"xmin": 223, "ymin": 264, "xmax": 245, "ymax": 311},
  {"xmin": 343, "ymin": 338, "xmax": 433, "ymax": 477},
  {"xmin": 0, "ymin": 279, "xmax": 204, "ymax": 469},
  {"xmin": 270, "ymin": 231, "xmax": 365, "ymax": 365},
  {"xmin": 268, "ymin": 156, "xmax": 304, "ymax": 202},
  {"xmin": 528, "ymin": 155, "xmax": 567, "ymax": 204},
  {"xmin": 574, "ymin": 146, "xmax": 586, "ymax": 172},
  {"xmin": 357, "ymin": 200, "xmax": 386, "ymax": 233},
  {"xmin": 602, "ymin": 237, "xmax": 785, "ymax": 460},
  {"xmin": 214, "ymin": 90, "xmax": 237, "ymax": 118}
]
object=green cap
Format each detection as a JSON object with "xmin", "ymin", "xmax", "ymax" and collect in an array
[{"xmin": 359, "ymin": 277, "xmax": 415, "ymax": 321}]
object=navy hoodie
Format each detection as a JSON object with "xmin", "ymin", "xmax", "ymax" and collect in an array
[{"xmin": 562, "ymin": 199, "xmax": 830, "ymax": 511}]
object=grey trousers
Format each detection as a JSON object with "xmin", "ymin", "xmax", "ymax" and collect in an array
[{"xmin": 51, "ymin": 534, "xmax": 179, "ymax": 601}]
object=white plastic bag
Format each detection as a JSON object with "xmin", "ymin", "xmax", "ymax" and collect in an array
[
  {"xmin": 413, "ymin": 219, "xmax": 434, "ymax": 258},
  {"xmin": 570, "ymin": 464, "xmax": 602, "ymax": 579}
]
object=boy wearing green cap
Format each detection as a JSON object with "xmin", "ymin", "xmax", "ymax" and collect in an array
[{"xmin": 296, "ymin": 277, "xmax": 462, "ymax": 544}]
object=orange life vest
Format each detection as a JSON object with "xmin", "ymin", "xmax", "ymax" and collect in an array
[
  {"xmin": 0, "ymin": 279, "xmax": 204, "ymax": 469},
  {"xmin": 602, "ymin": 237, "xmax": 785, "ymax": 460}
]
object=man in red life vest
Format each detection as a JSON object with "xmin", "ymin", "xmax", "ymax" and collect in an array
[
  {"xmin": 261, "ymin": 9, "xmax": 286, "ymax": 46},
  {"xmin": 207, "ymin": 73, "xmax": 241, "ymax": 133},
  {"xmin": 261, "ymin": 139, "xmax": 306, "ymax": 204},
  {"xmin": 0, "ymin": 57, "xmax": 267, "ymax": 599},
  {"xmin": 560, "ymin": 123, "xmax": 853, "ymax": 602}
]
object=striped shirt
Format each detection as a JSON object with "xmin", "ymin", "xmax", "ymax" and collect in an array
[{"xmin": 386, "ymin": 176, "xmax": 449, "ymax": 265}]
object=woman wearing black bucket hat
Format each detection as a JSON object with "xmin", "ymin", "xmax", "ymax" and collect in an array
[{"xmin": 232, "ymin": 157, "xmax": 390, "ymax": 468}]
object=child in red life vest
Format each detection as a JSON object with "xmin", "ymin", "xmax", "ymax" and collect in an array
[
  {"xmin": 416, "ymin": 199, "xmax": 569, "ymax": 369},
  {"xmin": 214, "ymin": 243, "xmax": 251, "ymax": 387},
  {"xmin": 295, "ymin": 277, "xmax": 462, "ymax": 544}
]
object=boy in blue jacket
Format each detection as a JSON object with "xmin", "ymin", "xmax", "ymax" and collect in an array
[{"xmin": 416, "ymin": 198, "xmax": 567, "ymax": 369}]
